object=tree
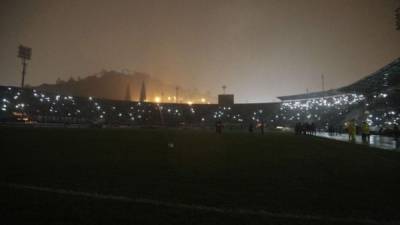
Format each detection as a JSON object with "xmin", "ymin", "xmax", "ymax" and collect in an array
[
  {"xmin": 56, "ymin": 78, "xmax": 65, "ymax": 84},
  {"xmin": 125, "ymin": 84, "xmax": 132, "ymax": 101},
  {"xmin": 139, "ymin": 81, "xmax": 146, "ymax": 102}
]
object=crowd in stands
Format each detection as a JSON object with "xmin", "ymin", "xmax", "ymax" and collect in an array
[
  {"xmin": 294, "ymin": 122, "xmax": 317, "ymax": 135},
  {"xmin": 272, "ymin": 91, "xmax": 400, "ymax": 135},
  {"xmin": 1, "ymin": 85, "xmax": 399, "ymax": 137},
  {"xmin": 0, "ymin": 86, "xmax": 276, "ymax": 129}
]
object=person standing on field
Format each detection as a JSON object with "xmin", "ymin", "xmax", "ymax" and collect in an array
[
  {"xmin": 361, "ymin": 121, "xmax": 370, "ymax": 143},
  {"xmin": 260, "ymin": 120, "xmax": 265, "ymax": 135},
  {"xmin": 248, "ymin": 123, "xmax": 254, "ymax": 133},
  {"xmin": 394, "ymin": 125, "xmax": 400, "ymax": 149},
  {"xmin": 347, "ymin": 119, "xmax": 356, "ymax": 142},
  {"xmin": 215, "ymin": 120, "xmax": 223, "ymax": 134}
]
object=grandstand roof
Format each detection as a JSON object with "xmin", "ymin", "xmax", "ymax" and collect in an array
[
  {"xmin": 277, "ymin": 89, "xmax": 344, "ymax": 101},
  {"xmin": 278, "ymin": 57, "xmax": 400, "ymax": 101}
]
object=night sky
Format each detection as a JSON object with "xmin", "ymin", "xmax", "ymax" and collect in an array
[{"xmin": 1, "ymin": 0, "xmax": 399, "ymax": 102}]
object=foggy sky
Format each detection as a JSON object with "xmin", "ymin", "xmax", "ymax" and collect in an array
[{"xmin": 1, "ymin": 0, "xmax": 399, "ymax": 102}]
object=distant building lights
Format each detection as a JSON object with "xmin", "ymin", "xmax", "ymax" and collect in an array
[{"xmin": 154, "ymin": 96, "xmax": 161, "ymax": 103}]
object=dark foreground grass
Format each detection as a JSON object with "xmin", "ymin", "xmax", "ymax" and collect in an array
[{"xmin": 1, "ymin": 127, "xmax": 400, "ymax": 225}]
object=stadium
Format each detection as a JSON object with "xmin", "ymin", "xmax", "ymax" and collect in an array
[
  {"xmin": 1, "ymin": 58, "xmax": 400, "ymax": 224},
  {"xmin": 1, "ymin": 58, "xmax": 399, "ymax": 133},
  {"xmin": 3, "ymin": 1, "xmax": 400, "ymax": 224}
]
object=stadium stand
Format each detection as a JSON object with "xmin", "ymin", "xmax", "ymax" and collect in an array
[
  {"xmin": 274, "ymin": 57, "xmax": 400, "ymax": 133},
  {"xmin": 0, "ymin": 86, "xmax": 279, "ymax": 129},
  {"xmin": 0, "ymin": 58, "xmax": 399, "ymax": 133}
]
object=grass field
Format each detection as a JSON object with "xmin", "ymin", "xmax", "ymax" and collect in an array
[{"xmin": 1, "ymin": 127, "xmax": 400, "ymax": 225}]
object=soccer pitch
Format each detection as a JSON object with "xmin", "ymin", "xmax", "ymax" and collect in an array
[{"xmin": 1, "ymin": 128, "xmax": 400, "ymax": 225}]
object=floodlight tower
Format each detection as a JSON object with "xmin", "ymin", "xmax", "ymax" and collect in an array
[
  {"xmin": 18, "ymin": 45, "xmax": 32, "ymax": 88},
  {"xmin": 222, "ymin": 85, "xmax": 227, "ymax": 94}
]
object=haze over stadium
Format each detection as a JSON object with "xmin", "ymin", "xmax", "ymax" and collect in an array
[
  {"xmin": 1, "ymin": 1, "xmax": 400, "ymax": 225},
  {"xmin": 1, "ymin": 0, "xmax": 399, "ymax": 102}
]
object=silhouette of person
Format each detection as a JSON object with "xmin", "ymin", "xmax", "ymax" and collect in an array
[
  {"xmin": 310, "ymin": 122, "xmax": 316, "ymax": 135},
  {"xmin": 394, "ymin": 125, "xmax": 400, "ymax": 149},
  {"xmin": 361, "ymin": 121, "xmax": 370, "ymax": 144},
  {"xmin": 260, "ymin": 120, "xmax": 265, "ymax": 135},
  {"xmin": 248, "ymin": 123, "xmax": 254, "ymax": 133},
  {"xmin": 215, "ymin": 120, "xmax": 223, "ymax": 134},
  {"xmin": 347, "ymin": 120, "xmax": 356, "ymax": 143}
]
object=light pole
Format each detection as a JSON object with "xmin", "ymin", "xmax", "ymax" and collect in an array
[
  {"xmin": 222, "ymin": 85, "xmax": 226, "ymax": 94},
  {"xmin": 18, "ymin": 45, "xmax": 32, "ymax": 88}
]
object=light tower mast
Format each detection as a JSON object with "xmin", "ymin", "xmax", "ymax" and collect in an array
[
  {"xmin": 222, "ymin": 85, "xmax": 227, "ymax": 94},
  {"xmin": 18, "ymin": 45, "xmax": 32, "ymax": 88}
]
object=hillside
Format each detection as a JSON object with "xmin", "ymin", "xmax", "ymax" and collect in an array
[{"xmin": 35, "ymin": 71, "xmax": 214, "ymax": 103}]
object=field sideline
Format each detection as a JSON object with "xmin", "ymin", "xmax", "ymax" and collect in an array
[{"xmin": 1, "ymin": 128, "xmax": 400, "ymax": 225}]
